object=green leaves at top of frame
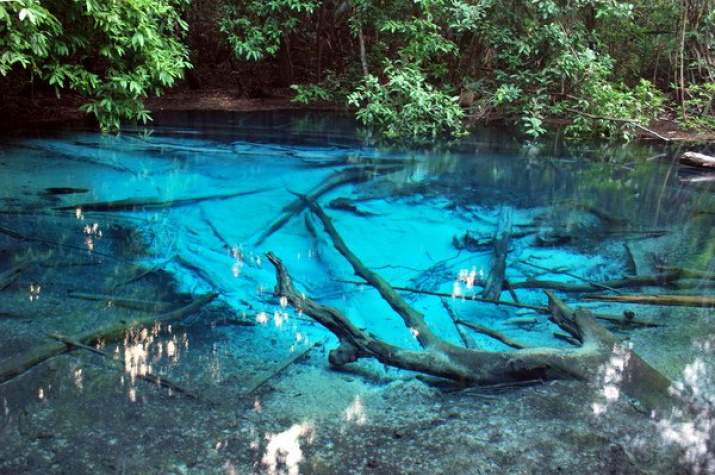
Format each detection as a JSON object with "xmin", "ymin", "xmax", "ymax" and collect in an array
[{"xmin": 1, "ymin": 0, "xmax": 191, "ymax": 131}]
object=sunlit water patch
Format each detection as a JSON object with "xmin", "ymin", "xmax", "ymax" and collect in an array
[{"xmin": 0, "ymin": 111, "xmax": 713, "ymax": 473}]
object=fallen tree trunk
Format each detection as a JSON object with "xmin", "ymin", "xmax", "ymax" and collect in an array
[
  {"xmin": 0, "ymin": 293, "xmax": 217, "ymax": 384},
  {"xmin": 582, "ymin": 293, "xmax": 715, "ymax": 308},
  {"xmin": 680, "ymin": 151, "xmax": 715, "ymax": 169},
  {"xmin": 266, "ymin": 198, "xmax": 676, "ymax": 413}
]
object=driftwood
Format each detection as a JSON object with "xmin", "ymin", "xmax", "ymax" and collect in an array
[
  {"xmin": 0, "ymin": 293, "xmax": 217, "ymax": 384},
  {"xmin": 482, "ymin": 207, "xmax": 512, "ymax": 300},
  {"xmin": 680, "ymin": 151, "xmax": 715, "ymax": 169},
  {"xmin": 49, "ymin": 333, "xmax": 214, "ymax": 403},
  {"xmin": 266, "ymin": 198, "xmax": 675, "ymax": 413},
  {"xmin": 582, "ymin": 293, "xmax": 715, "ymax": 308},
  {"xmin": 55, "ymin": 187, "xmax": 274, "ymax": 212},
  {"xmin": 253, "ymin": 165, "xmax": 401, "ymax": 246}
]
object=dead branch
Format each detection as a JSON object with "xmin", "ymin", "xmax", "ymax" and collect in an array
[
  {"xmin": 455, "ymin": 319, "xmax": 530, "ymax": 349},
  {"xmin": 441, "ymin": 299, "xmax": 478, "ymax": 349},
  {"xmin": 0, "ymin": 293, "xmax": 217, "ymax": 384},
  {"xmin": 518, "ymin": 260, "xmax": 623, "ymax": 294}
]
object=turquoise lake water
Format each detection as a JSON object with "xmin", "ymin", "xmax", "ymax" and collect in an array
[{"xmin": 0, "ymin": 111, "xmax": 713, "ymax": 474}]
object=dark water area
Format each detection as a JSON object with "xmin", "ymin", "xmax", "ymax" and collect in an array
[{"xmin": 0, "ymin": 111, "xmax": 713, "ymax": 474}]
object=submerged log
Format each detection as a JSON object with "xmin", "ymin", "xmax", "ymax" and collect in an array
[
  {"xmin": 267, "ymin": 199, "xmax": 676, "ymax": 413},
  {"xmin": 0, "ymin": 293, "xmax": 217, "ymax": 384},
  {"xmin": 482, "ymin": 207, "xmax": 512, "ymax": 300},
  {"xmin": 680, "ymin": 151, "xmax": 715, "ymax": 169},
  {"xmin": 55, "ymin": 187, "xmax": 274, "ymax": 212},
  {"xmin": 582, "ymin": 293, "xmax": 715, "ymax": 308}
]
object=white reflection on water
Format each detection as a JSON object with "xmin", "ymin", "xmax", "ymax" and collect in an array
[
  {"xmin": 452, "ymin": 266, "xmax": 484, "ymax": 298},
  {"xmin": 261, "ymin": 421, "xmax": 314, "ymax": 475},
  {"xmin": 28, "ymin": 283, "xmax": 41, "ymax": 302}
]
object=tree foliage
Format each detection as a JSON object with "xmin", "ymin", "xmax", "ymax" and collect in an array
[
  {"xmin": 2, "ymin": 0, "xmax": 714, "ymax": 141},
  {"xmin": 0, "ymin": 0, "xmax": 191, "ymax": 131}
]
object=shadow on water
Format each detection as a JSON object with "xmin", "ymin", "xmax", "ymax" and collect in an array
[{"xmin": 0, "ymin": 111, "xmax": 713, "ymax": 474}]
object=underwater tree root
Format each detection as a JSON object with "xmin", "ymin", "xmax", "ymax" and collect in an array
[
  {"xmin": 266, "ymin": 198, "xmax": 677, "ymax": 414},
  {"xmin": 0, "ymin": 293, "xmax": 217, "ymax": 385}
]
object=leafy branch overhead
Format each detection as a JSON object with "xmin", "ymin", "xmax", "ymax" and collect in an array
[{"xmin": 1, "ymin": 0, "xmax": 191, "ymax": 131}]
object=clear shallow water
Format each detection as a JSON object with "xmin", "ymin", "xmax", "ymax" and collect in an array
[{"xmin": 0, "ymin": 111, "xmax": 714, "ymax": 474}]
